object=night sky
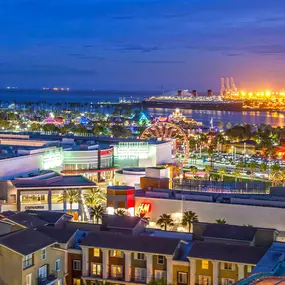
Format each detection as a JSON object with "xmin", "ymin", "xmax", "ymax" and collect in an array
[{"xmin": 0, "ymin": 0, "xmax": 285, "ymax": 91}]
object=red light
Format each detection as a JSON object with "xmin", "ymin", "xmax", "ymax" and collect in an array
[{"xmin": 138, "ymin": 203, "xmax": 151, "ymax": 213}]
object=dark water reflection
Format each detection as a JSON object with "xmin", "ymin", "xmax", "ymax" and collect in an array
[{"xmin": 147, "ymin": 108, "xmax": 285, "ymax": 127}]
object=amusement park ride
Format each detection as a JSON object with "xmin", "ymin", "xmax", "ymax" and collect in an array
[{"xmin": 140, "ymin": 109, "xmax": 202, "ymax": 164}]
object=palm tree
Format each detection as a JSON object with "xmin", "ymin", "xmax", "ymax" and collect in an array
[
  {"xmin": 204, "ymin": 165, "xmax": 213, "ymax": 180},
  {"xmin": 156, "ymin": 214, "xmax": 174, "ymax": 231},
  {"xmin": 58, "ymin": 190, "xmax": 80, "ymax": 211},
  {"xmin": 90, "ymin": 205, "xmax": 105, "ymax": 224},
  {"xmin": 115, "ymin": 209, "xmax": 127, "ymax": 216},
  {"xmin": 84, "ymin": 188, "xmax": 106, "ymax": 208},
  {"xmin": 216, "ymin": 218, "xmax": 227, "ymax": 224},
  {"xmin": 248, "ymin": 161, "xmax": 258, "ymax": 180},
  {"xmin": 232, "ymin": 169, "xmax": 241, "ymax": 182},
  {"xmin": 226, "ymin": 122, "xmax": 232, "ymax": 130},
  {"xmin": 259, "ymin": 163, "xmax": 267, "ymax": 173},
  {"xmin": 217, "ymin": 121, "xmax": 224, "ymax": 131},
  {"xmin": 181, "ymin": 211, "xmax": 199, "ymax": 232},
  {"xmin": 218, "ymin": 168, "xmax": 227, "ymax": 181}
]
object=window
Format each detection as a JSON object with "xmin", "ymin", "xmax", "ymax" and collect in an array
[
  {"xmin": 56, "ymin": 259, "xmax": 60, "ymax": 272},
  {"xmin": 42, "ymin": 248, "xmax": 46, "ymax": 260},
  {"xmin": 26, "ymin": 273, "xmax": 32, "ymax": 285},
  {"xmin": 135, "ymin": 253, "xmax": 145, "ymax": 260},
  {"xmin": 111, "ymin": 265, "xmax": 123, "ymax": 279},
  {"xmin": 110, "ymin": 250, "xmax": 123, "ymax": 257},
  {"xmin": 39, "ymin": 265, "xmax": 47, "ymax": 280},
  {"xmin": 157, "ymin": 255, "xmax": 164, "ymax": 265},
  {"xmin": 93, "ymin": 248, "xmax": 100, "ymax": 257},
  {"xmin": 73, "ymin": 260, "xmax": 81, "ymax": 271},
  {"xmin": 23, "ymin": 254, "xmax": 33, "ymax": 269},
  {"xmin": 201, "ymin": 260, "xmax": 209, "ymax": 270},
  {"xmin": 73, "ymin": 278, "xmax": 81, "ymax": 285},
  {"xmin": 155, "ymin": 270, "xmax": 166, "ymax": 280},
  {"xmin": 223, "ymin": 263, "xmax": 233, "ymax": 270},
  {"xmin": 135, "ymin": 268, "xmax": 147, "ymax": 282},
  {"xmin": 92, "ymin": 263, "xmax": 102, "ymax": 276},
  {"xmin": 199, "ymin": 276, "xmax": 211, "ymax": 285},
  {"xmin": 178, "ymin": 272, "xmax": 187, "ymax": 284},
  {"xmin": 222, "ymin": 278, "xmax": 235, "ymax": 285}
]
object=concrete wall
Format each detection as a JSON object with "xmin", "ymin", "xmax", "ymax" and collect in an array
[
  {"xmin": 135, "ymin": 197, "xmax": 285, "ymax": 231},
  {"xmin": 114, "ymin": 172, "xmax": 144, "ymax": 189},
  {"xmin": 154, "ymin": 142, "xmax": 173, "ymax": 165},
  {"xmin": 63, "ymin": 150, "xmax": 99, "ymax": 168},
  {"xmin": 0, "ymin": 154, "xmax": 42, "ymax": 179}
]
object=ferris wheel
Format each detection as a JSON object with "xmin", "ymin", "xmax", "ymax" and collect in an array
[{"xmin": 140, "ymin": 121, "xmax": 190, "ymax": 164}]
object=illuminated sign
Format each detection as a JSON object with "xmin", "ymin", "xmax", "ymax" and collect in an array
[
  {"xmin": 25, "ymin": 205, "xmax": 45, "ymax": 210},
  {"xmin": 137, "ymin": 202, "xmax": 151, "ymax": 213}
]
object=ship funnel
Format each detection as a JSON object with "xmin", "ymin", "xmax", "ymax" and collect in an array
[
  {"xmin": 177, "ymin": 90, "xmax": 182, "ymax": 96},
  {"xmin": 192, "ymin": 90, "xmax": 198, "ymax": 97},
  {"xmin": 207, "ymin": 89, "xmax": 213, "ymax": 97}
]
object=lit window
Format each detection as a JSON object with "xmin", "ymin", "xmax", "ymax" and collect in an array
[
  {"xmin": 23, "ymin": 254, "xmax": 33, "ymax": 269},
  {"xmin": 56, "ymin": 259, "xmax": 60, "ymax": 272},
  {"xmin": 73, "ymin": 278, "xmax": 81, "ymax": 285},
  {"xmin": 222, "ymin": 278, "xmax": 235, "ymax": 285},
  {"xmin": 73, "ymin": 260, "xmax": 81, "ymax": 271},
  {"xmin": 92, "ymin": 263, "xmax": 102, "ymax": 276},
  {"xmin": 135, "ymin": 253, "xmax": 145, "ymax": 260},
  {"xmin": 157, "ymin": 255, "xmax": 164, "ymax": 265},
  {"xmin": 178, "ymin": 272, "xmax": 187, "ymax": 284},
  {"xmin": 42, "ymin": 248, "xmax": 46, "ymax": 260},
  {"xmin": 26, "ymin": 273, "xmax": 32, "ymax": 285},
  {"xmin": 201, "ymin": 260, "xmax": 209, "ymax": 270},
  {"xmin": 111, "ymin": 265, "xmax": 123, "ymax": 278},
  {"xmin": 110, "ymin": 250, "xmax": 123, "ymax": 257},
  {"xmin": 224, "ymin": 263, "xmax": 233, "ymax": 270},
  {"xmin": 247, "ymin": 265, "xmax": 253, "ymax": 273},
  {"xmin": 93, "ymin": 248, "xmax": 100, "ymax": 257}
]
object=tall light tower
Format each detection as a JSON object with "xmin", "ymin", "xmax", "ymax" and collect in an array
[{"xmin": 220, "ymin": 78, "xmax": 225, "ymax": 96}]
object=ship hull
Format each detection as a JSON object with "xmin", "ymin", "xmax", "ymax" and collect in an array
[{"xmin": 142, "ymin": 100, "xmax": 243, "ymax": 111}]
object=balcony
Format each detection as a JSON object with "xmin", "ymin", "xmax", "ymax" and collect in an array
[
  {"xmin": 108, "ymin": 274, "xmax": 124, "ymax": 281},
  {"xmin": 130, "ymin": 275, "xmax": 148, "ymax": 284},
  {"xmin": 37, "ymin": 271, "xmax": 58, "ymax": 285}
]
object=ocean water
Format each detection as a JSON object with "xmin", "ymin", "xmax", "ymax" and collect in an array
[{"xmin": 0, "ymin": 89, "xmax": 284, "ymax": 127}]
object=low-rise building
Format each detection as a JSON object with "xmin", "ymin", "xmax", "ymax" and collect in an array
[{"xmin": 0, "ymin": 228, "xmax": 65, "ymax": 285}]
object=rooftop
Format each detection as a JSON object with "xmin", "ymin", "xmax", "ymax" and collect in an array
[
  {"xmin": 0, "ymin": 228, "xmax": 56, "ymax": 255},
  {"xmin": 1, "ymin": 211, "xmax": 47, "ymax": 228},
  {"xmin": 25, "ymin": 210, "xmax": 73, "ymax": 224},
  {"xmin": 201, "ymin": 223, "xmax": 257, "ymax": 241},
  {"xmin": 188, "ymin": 241, "xmax": 267, "ymax": 264},
  {"xmin": 107, "ymin": 186, "xmax": 135, "ymax": 191},
  {"xmin": 80, "ymin": 231, "xmax": 181, "ymax": 255},
  {"xmin": 102, "ymin": 215, "xmax": 143, "ymax": 229},
  {"xmin": 12, "ymin": 175, "xmax": 96, "ymax": 188},
  {"xmin": 36, "ymin": 227, "xmax": 77, "ymax": 243}
]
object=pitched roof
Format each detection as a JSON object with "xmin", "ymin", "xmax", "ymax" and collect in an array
[
  {"xmin": 36, "ymin": 227, "xmax": 77, "ymax": 243},
  {"xmin": 25, "ymin": 210, "xmax": 72, "ymax": 224},
  {"xmin": 202, "ymin": 224, "xmax": 257, "ymax": 241},
  {"xmin": 0, "ymin": 228, "xmax": 57, "ymax": 255},
  {"xmin": 102, "ymin": 215, "xmax": 143, "ymax": 229},
  {"xmin": 188, "ymin": 241, "xmax": 267, "ymax": 264},
  {"xmin": 4, "ymin": 212, "xmax": 47, "ymax": 228},
  {"xmin": 80, "ymin": 231, "xmax": 180, "ymax": 255}
]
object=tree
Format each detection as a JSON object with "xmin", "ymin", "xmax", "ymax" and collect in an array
[
  {"xmin": 217, "ymin": 121, "xmax": 224, "ymax": 130},
  {"xmin": 226, "ymin": 122, "xmax": 232, "ymax": 130},
  {"xmin": 181, "ymin": 211, "xmax": 199, "ymax": 232},
  {"xmin": 148, "ymin": 278, "xmax": 167, "ymax": 285},
  {"xmin": 232, "ymin": 169, "xmax": 241, "ymax": 182},
  {"xmin": 259, "ymin": 163, "xmax": 267, "ymax": 173},
  {"xmin": 115, "ymin": 209, "xmax": 127, "ymax": 216},
  {"xmin": 204, "ymin": 165, "xmax": 213, "ymax": 179},
  {"xmin": 216, "ymin": 218, "xmax": 227, "ymax": 224},
  {"xmin": 90, "ymin": 205, "xmax": 105, "ymax": 224},
  {"xmin": 58, "ymin": 190, "xmax": 80, "ymax": 211},
  {"xmin": 156, "ymin": 214, "xmax": 174, "ymax": 231},
  {"xmin": 248, "ymin": 161, "xmax": 258, "ymax": 179},
  {"xmin": 84, "ymin": 188, "xmax": 106, "ymax": 208},
  {"xmin": 218, "ymin": 168, "xmax": 227, "ymax": 181}
]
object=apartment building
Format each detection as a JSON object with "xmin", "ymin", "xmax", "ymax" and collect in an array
[
  {"xmin": 80, "ymin": 231, "xmax": 181, "ymax": 285},
  {"xmin": 0, "ymin": 228, "xmax": 65, "ymax": 285}
]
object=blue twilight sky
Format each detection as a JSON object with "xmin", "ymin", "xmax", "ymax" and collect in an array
[{"xmin": 0, "ymin": 0, "xmax": 285, "ymax": 91}]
